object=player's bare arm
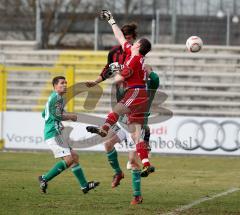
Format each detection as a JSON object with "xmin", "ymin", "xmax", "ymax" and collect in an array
[
  {"xmin": 86, "ymin": 62, "xmax": 123, "ymax": 88},
  {"xmin": 85, "ymin": 76, "xmax": 103, "ymax": 88}
]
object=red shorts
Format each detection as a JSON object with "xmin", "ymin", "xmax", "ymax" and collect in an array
[{"xmin": 120, "ymin": 88, "xmax": 148, "ymax": 124}]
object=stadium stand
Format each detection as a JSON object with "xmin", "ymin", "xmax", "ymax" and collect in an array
[
  {"xmin": 1, "ymin": 44, "xmax": 240, "ymax": 116},
  {"xmin": 0, "ymin": 40, "xmax": 38, "ymax": 51}
]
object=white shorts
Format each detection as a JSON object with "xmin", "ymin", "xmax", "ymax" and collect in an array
[
  {"xmin": 110, "ymin": 123, "xmax": 137, "ymax": 152},
  {"xmin": 126, "ymin": 135, "xmax": 136, "ymax": 151},
  {"xmin": 46, "ymin": 135, "xmax": 71, "ymax": 158},
  {"xmin": 111, "ymin": 123, "xmax": 127, "ymax": 142}
]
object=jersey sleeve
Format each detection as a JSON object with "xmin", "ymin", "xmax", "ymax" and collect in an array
[
  {"xmin": 148, "ymin": 71, "xmax": 160, "ymax": 89},
  {"xmin": 123, "ymin": 42, "xmax": 132, "ymax": 55},
  {"xmin": 100, "ymin": 65, "xmax": 109, "ymax": 81},
  {"xmin": 147, "ymin": 71, "xmax": 159, "ymax": 111},
  {"xmin": 100, "ymin": 47, "xmax": 118, "ymax": 80},
  {"xmin": 49, "ymin": 95, "xmax": 63, "ymax": 121}
]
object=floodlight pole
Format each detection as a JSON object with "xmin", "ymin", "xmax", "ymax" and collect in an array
[
  {"xmin": 151, "ymin": 19, "xmax": 156, "ymax": 44},
  {"xmin": 156, "ymin": 10, "xmax": 160, "ymax": 43},
  {"xmin": 226, "ymin": 10, "xmax": 230, "ymax": 46},
  {"xmin": 94, "ymin": 17, "xmax": 99, "ymax": 51},
  {"xmin": 36, "ymin": 0, "xmax": 42, "ymax": 48},
  {"xmin": 171, "ymin": 0, "xmax": 177, "ymax": 44}
]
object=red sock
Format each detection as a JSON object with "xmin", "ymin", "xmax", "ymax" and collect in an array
[
  {"xmin": 136, "ymin": 141, "xmax": 150, "ymax": 167},
  {"xmin": 102, "ymin": 112, "xmax": 119, "ymax": 131}
]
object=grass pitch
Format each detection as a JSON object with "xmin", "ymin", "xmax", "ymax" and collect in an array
[{"xmin": 0, "ymin": 151, "xmax": 240, "ymax": 215}]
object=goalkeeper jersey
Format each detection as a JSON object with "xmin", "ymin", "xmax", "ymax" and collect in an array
[
  {"xmin": 42, "ymin": 91, "xmax": 64, "ymax": 140},
  {"xmin": 100, "ymin": 45, "xmax": 126, "ymax": 81}
]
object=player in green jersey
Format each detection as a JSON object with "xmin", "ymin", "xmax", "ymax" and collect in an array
[
  {"xmin": 39, "ymin": 76, "xmax": 99, "ymax": 194},
  {"xmin": 138, "ymin": 64, "xmax": 160, "ymax": 176}
]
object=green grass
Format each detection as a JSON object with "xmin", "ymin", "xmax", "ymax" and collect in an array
[{"xmin": 0, "ymin": 152, "xmax": 240, "ymax": 215}]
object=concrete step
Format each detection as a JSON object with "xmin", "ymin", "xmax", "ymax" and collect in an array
[
  {"xmin": 153, "ymin": 44, "xmax": 240, "ymax": 55},
  {"xmin": 0, "ymin": 40, "xmax": 38, "ymax": 50}
]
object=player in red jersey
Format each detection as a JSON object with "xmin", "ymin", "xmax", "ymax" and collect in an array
[
  {"xmin": 86, "ymin": 23, "xmax": 137, "ymax": 189},
  {"xmin": 87, "ymin": 23, "xmax": 155, "ymax": 185},
  {"xmin": 86, "ymin": 10, "xmax": 152, "ymax": 205}
]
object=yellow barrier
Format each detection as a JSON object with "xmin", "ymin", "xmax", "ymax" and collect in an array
[
  {"xmin": 0, "ymin": 64, "xmax": 7, "ymax": 111},
  {"xmin": 66, "ymin": 66, "xmax": 75, "ymax": 112},
  {"xmin": 0, "ymin": 139, "xmax": 4, "ymax": 150}
]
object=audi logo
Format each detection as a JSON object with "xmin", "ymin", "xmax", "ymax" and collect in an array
[{"xmin": 176, "ymin": 119, "xmax": 240, "ymax": 152}]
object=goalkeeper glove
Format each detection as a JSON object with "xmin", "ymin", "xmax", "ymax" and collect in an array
[
  {"xmin": 101, "ymin": 68, "xmax": 115, "ymax": 80},
  {"xmin": 101, "ymin": 63, "xmax": 122, "ymax": 80},
  {"xmin": 109, "ymin": 62, "xmax": 123, "ymax": 72},
  {"xmin": 100, "ymin": 10, "xmax": 116, "ymax": 25}
]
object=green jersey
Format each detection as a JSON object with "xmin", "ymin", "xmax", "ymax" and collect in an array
[
  {"xmin": 42, "ymin": 91, "xmax": 64, "ymax": 140},
  {"xmin": 146, "ymin": 71, "xmax": 160, "ymax": 113}
]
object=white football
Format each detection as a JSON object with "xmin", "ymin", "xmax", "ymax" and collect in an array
[{"xmin": 186, "ymin": 36, "xmax": 203, "ymax": 52}]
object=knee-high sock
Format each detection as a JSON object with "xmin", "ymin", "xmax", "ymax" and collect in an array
[
  {"xmin": 136, "ymin": 141, "xmax": 150, "ymax": 167},
  {"xmin": 43, "ymin": 160, "xmax": 67, "ymax": 182},
  {"xmin": 107, "ymin": 147, "xmax": 122, "ymax": 174},
  {"xmin": 102, "ymin": 112, "xmax": 119, "ymax": 131},
  {"xmin": 132, "ymin": 169, "xmax": 141, "ymax": 196},
  {"xmin": 71, "ymin": 163, "xmax": 88, "ymax": 188}
]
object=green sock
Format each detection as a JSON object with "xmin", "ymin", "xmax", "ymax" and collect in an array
[
  {"xmin": 43, "ymin": 160, "xmax": 67, "ymax": 182},
  {"xmin": 107, "ymin": 148, "xmax": 122, "ymax": 174},
  {"xmin": 71, "ymin": 163, "xmax": 88, "ymax": 188},
  {"xmin": 132, "ymin": 170, "xmax": 141, "ymax": 196}
]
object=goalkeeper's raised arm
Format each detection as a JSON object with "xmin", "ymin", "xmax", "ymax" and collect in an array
[{"xmin": 100, "ymin": 10, "xmax": 126, "ymax": 49}]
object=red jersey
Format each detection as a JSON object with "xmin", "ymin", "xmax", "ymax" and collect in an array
[{"xmin": 121, "ymin": 42, "xmax": 146, "ymax": 88}]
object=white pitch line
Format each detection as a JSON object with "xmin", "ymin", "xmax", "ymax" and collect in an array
[{"xmin": 163, "ymin": 187, "xmax": 240, "ymax": 215}]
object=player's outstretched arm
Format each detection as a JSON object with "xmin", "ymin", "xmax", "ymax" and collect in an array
[
  {"xmin": 85, "ymin": 76, "xmax": 103, "ymax": 88},
  {"xmin": 100, "ymin": 10, "xmax": 126, "ymax": 48},
  {"xmin": 86, "ymin": 44, "xmax": 118, "ymax": 88}
]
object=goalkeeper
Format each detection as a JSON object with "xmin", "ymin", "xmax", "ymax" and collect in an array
[{"xmin": 86, "ymin": 23, "xmax": 137, "ymax": 189}]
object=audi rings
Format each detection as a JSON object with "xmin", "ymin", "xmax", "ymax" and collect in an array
[{"xmin": 176, "ymin": 119, "xmax": 240, "ymax": 152}]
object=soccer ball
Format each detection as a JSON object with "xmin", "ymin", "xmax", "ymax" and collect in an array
[{"xmin": 186, "ymin": 36, "xmax": 203, "ymax": 52}]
